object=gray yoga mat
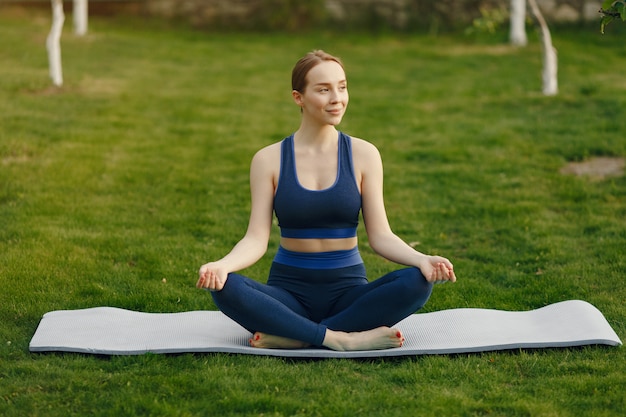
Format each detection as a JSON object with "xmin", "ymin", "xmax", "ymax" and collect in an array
[{"xmin": 29, "ymin": 300, "xmax": 621, "ymax": 358}]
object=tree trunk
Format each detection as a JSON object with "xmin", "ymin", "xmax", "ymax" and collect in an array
[
  {"xmin": 528, "ymin": 0, "xmax": 557, "ymax": 96},
  {"xmin": 510, "ymin": 0, "xmax": 527, "ymax": 46},
  {"xmin": 47, "ymin": 0, "xmax": 65, "ymax": 86},
  {"xmin": 73, "ymin": 0, "xmax": 88, "ymax": 36}
]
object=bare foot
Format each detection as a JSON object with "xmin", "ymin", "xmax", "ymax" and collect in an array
[
  {"xmin": 323, "ymin": 327, "xmax": 404, "ymax": 351},
  {"xmin": 249, "ymin": 332, "xmax": 311, "ymax": 349}
]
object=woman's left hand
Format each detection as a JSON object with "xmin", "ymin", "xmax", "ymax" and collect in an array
[{"xmin": 419, "ymin": 256, "xmax": 456, "ymax": 284}]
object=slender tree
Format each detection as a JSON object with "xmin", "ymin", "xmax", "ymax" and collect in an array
[
  {"xmin": 47, "ymin": 0, "xmax": 64, "ymax": 86},
  {"xmin": 74, "ymin": 0, "xmax": 88, "ymax": 36},
  {"xmin": 510, "ymin": 0, "xmax": 528, "ymax": 46},
  {"xmin": 528, "ymin": 0, "xmax": 557, "ymax": 95}
]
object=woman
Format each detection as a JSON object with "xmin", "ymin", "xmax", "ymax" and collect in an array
[{"xmin": 197, "ymin": 50, "xmax": 456, "ymax": 351}]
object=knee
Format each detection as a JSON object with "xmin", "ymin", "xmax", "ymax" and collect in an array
[
  {"xmin": 401, "ymin": 267, "xmax": 433, "ymax": 307},
  {"xmin": 209, "ymin": 272, "xmax": 243, "ymax": 304}
]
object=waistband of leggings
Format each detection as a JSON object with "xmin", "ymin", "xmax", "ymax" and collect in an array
[{"xmin": 273, "ymin": 246, "xmax": 363, "ymax": 270}]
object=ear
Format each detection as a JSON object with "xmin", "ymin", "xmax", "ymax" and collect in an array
[{"xmin": 292, "ymin": 90, "xmax": 303, "ymax": 107}]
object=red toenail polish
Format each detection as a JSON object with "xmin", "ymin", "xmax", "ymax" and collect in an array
[
  {"xmin": 396, "ymin": 331, "xmax": 402, "ymax": 338},
  {"xmin": 255, "ymin": 334, "xmax": 260, "ymax": 341}
]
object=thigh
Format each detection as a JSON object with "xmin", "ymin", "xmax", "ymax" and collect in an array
[
  {"xmin": 210, "ymin": 272, "xmax": 327, "ymax": 345},
  {"xmin": 323, "ymin": 267, "xmax": 433, "ymax": 332},
  {"xmin": 211, "ymin": 272, "xmax": 309, "ymax": 319}
]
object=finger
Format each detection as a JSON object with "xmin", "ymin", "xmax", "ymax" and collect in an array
[
  {"xmin": 210, "ymin": 271, "xmax": 220, "ymax": 290},
  {"xmin": 205, "ymin": 271, "xmax": 214, "ymax": 289},
  {"xmin": 442, "ymin": 259, "xmax": 454, "ymax": 270},
  {"xmin": 436, "ymin": 262, "xmax": 446, "ymax": 280},
  {"xmin": 201, "ymin": 270, "xmax": 213, "ymax": 288},
  {"xmin": 441, "ymin": 265, "xmax": 455, "ymax": 282},
  {"xmin": 435, "ymin": 264, "xmax": 451, "ymax": 283},
  {"xmin": 198, "ymin": 267, "xmax": 207, "ymax": 278},
  {"xmin": 196, "ymin": 275, "xmax": 205, "ymax": 288},
  {"xmin": 448, "ymin": 269, "xmax": 457, "ymax": 283}
]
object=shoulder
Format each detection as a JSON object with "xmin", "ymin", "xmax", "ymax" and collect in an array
[
  {"xmin": 347, "ymin": 135, "xmax": 382, "ymax": 166},
  {"xmin": 252, "ymin": 140, "xmax": 282, "ymax": 166},
  {"xmin": 249, "ymin": 140, "xmax": 283, "ymax": 182}
]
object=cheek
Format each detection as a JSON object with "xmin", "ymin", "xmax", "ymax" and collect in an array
[{"xmin": 311, "ymin": 96, "xmax": 327, "ymax": 107}]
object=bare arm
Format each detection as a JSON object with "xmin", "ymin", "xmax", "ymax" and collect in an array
[
  {"xmin": 356, "ymin": 139, "xmax": 456, "ymax": 283},
  {"xmin": 197, "ymin": 146, "xmax": 278, "ymax": 290}
]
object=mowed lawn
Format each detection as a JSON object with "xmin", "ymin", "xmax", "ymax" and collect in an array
[{"xmin": 1, "ymin": 8, "xmax": 624, "ymax": 417}]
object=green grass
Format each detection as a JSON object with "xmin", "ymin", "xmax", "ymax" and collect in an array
[{"xmin": 1, "ymin": 8, "xmax": 625, "ymax": 417}]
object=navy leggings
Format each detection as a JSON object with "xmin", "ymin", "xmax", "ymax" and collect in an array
[{"xmin": 210, "ymin": 258, "xmax": 433, "ymax": 347}]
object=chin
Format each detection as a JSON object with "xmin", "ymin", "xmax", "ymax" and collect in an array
[{"xmin": 328, "ymin": 116, "xmax": 344, "ymax": 125}]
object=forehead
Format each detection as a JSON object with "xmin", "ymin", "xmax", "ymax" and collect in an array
[{"xmin": 306, "ymin": 61, "xmax": 346, "ymax": 85}]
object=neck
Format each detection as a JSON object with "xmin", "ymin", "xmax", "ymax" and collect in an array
[{"xmin": 294, "ymin": 123, "xmax": 338, "ymax": 147}]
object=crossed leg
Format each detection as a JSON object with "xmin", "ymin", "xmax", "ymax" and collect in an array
[{"xmin": 211, "ymin": 267, "xmax": 431, "ymax": 351}]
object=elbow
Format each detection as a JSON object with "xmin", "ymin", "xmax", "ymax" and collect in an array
[
  {"xmin": 244, "ymin": 232, "xmax": 270, "ymax": 256},
  {"xmin": 366, "ymin": 232, "xmax": 391, "ymax": 255},
  {"xmin": 366, "ymin": 227, "xmax": 400, "ymax": 255}
]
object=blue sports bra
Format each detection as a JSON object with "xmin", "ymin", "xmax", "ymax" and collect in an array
[{"xmin": 274, "ymin": 132, "xmax": 362, "ymax": 239}]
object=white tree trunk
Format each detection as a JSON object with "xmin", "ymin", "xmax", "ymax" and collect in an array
[
  {"xmin": 47, "ymin": 0, "xmax": 65, "ymax": 86},
  {"xmin": 73, "ymin": 0, "xmax": 88, "ymax": 36},
  {"xmin": 510, "ymin": 0, "xmax": 527, "ymax": 46},
  {"xmin": 528, "ymin": 0, "xmax": 557, "ymax": 96}
]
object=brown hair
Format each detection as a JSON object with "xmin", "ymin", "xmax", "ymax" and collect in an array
[{"xmin": 291, "ymin": 50, "xmax": 344, "ymax": 93}]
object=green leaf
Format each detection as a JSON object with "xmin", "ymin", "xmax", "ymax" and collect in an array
[
  {"xmin": 600, "ymin": 15, "xmax": 614, "ymax": 34},
  {"xmin": 618, "ymin": 2, "xmax": 626, "ymax": 20}
]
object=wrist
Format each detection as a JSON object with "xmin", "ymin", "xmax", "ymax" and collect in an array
[{"xmin": 413, "ymin": 253, "xmax": 429, "ymax": 268}]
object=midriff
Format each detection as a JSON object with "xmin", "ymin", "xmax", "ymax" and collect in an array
[{"xmin": 280, "ymin": 237, "xmax": 358, "ymax": 253}]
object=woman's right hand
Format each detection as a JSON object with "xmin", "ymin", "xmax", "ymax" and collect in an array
[{"xmin": 196, "ymin": 262, "xmax": 229, "ymax": 291}]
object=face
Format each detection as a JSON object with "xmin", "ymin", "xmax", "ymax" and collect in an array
[{"xmin": 293, "ymin": 61, "xmax": 349, "ymax": 126}]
